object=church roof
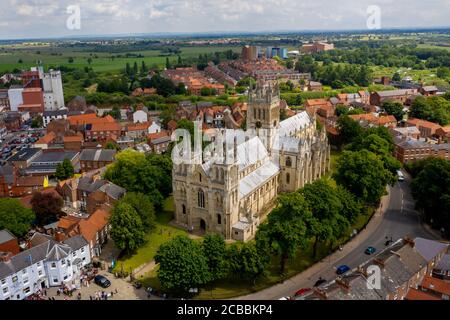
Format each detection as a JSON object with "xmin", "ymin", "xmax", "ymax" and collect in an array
[
  {"xmin": 279, "ymin": 111, "xmax": 312, "ymax": 137},
  {"xmin": 239, "ymin": 160, "xmax": 279, "ymax": 199},
  {"xmin": 236, "ymin": 136, "xmax": 268, "ymax": 171}
]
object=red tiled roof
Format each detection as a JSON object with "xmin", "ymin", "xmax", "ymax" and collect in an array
[
  {"xmin": 148, "ymin": 130, "xmax": 170, "ymax": 141},
  {"xmin": 421, "ymin": 276, "xmax": 450, "ymax": 296},
  {"xmin": 405, "ymin": 288, "xmax": 440, "ymax": 301},
  {"xmin": 63, "ymin": 133, "xmax": 83, "ymax": 143},
  {"xmin": 36, "ymin": 132, "xmax": 56, "ymax": 145},
  {"xmin": 127, "ymin": 122, "xmax": 150, "ymax": 132}
]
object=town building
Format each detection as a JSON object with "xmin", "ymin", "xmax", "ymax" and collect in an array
[
  {"xmin": 0, "ymin": 230, "xmax": 20, "ymax": 256},
  {"xmin": 394, "ymin": 137, "xmax": 450, "ymax": 164},
  {"xmin": 370, "ymin": 89, "xmax": 418, "ymax": 106},
  {"xmin": 406, "ymin": 118, "xmax": 442, "ymax": 138},
  {"xmin": 241, "ymin": 45, "xmax": 259, "ymax": 61},
  {"xmin": 80, "ymin": 149, "xmax": 116, "ymax": 172},
  {"xmin": 300, "ymin": 42, "xmax": 334, "ymax": 54},
  {"xmin": 56, "ymin": 209, "xmax": 111, "ymax": 257},
  {"xmin": 22, "ymin": 149, "xmax": 80, "ymax": 176},
  {"xmin": 43, "ymin": 108, "xmax": 68, "ymax": 127},
  {"xmin": 0, "ymin": 235, "xmax": 90, "ymax": 300},
  {"xmin": 42, "ymin": 69, "xmax": 65, "ymax": 111},
  {"xmin": 172, "ymin": 84, "xmax": 330, "ymax": 241}
]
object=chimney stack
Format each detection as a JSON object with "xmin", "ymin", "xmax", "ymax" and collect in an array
[{"xmin": 0, "ymin": 252, "xmax": 13, "ymax": 263}]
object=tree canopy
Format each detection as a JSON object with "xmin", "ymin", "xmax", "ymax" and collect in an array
[
  {"xmin": 31, "ymin": 192, "xmax": 64, "ymax": 226},
  {"xmin": 55, "ymin": 158, "xmax": 74, "ymax": 181},
  {"xmin": 109, "ymin": 202, "xmax": 146, "ymax": 254},
  {"xmin": 0, "ymin": 198, "xmax": 35, "ymax": 237},
  {"xmin": 155, "ymin": 236, "xmax": 211, "ymax": 295}
]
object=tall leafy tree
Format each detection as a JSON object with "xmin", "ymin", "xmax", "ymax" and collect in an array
[
  {"xmin": 109, "ymin": 202, "xmax": 146, "ymax": 254},
  {"xmin": 0, "ymin": 199, "xmax": 35, "ymax": 237},
  {"xmin": 31, "ymin": 192, "xmax": 64, "ymax": 226},
  {"xmin": 155, "ymin": 236, "xmax": 211, "ymax": 295},
  {"xmin": 336, "ymin": 115, "xmax": 363, "ymax": 147},
  {"xmin": 202, "ymin": 234, "xmax": 228, "ymax": 281},
  {"xmin": 118, "ymin": 192, "xmax": 156, "ymax": 230},
  {"xmin": 55, "ymin": 158, "xmax": 74, "ymax": 181},
  {"xmin": 227, "ymin": 243, "xmax": 268, "ymax": 285},
  {"xmin": 382, "ymin": 100, "xmax": 405, "ymax": 121},
  {"xmin": 300, "ymin": 180, "xmax": 348, "ymax": 257},
  {"xmin": 256, "ymin": 193, "xmax": 312, "ymax": 274},
  {"xmin": 333, "ymin": 150, "xmax": 394, "ymax": 204}
]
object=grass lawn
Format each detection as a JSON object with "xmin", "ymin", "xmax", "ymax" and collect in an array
[{"xmin": 113, "ymin": 197, "xmax": 187, "ymax": 273}]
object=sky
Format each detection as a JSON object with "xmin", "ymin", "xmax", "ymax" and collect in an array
[{"xmin": 1, "ymin": 0, "xmax": 449, "ymax": 40}]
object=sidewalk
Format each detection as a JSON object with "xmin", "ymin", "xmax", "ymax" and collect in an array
[{"xmin": 235, "ymin": 187, "xmax": 391, "ymax": 300}]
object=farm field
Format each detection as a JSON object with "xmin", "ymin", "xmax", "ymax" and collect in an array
[{"xmin": 0, "ymin": 45, "xmax": 241, "ymax": 73}]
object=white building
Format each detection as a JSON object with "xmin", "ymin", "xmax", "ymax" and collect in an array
[
  {"xmin": 0, "ymin": 235, "xmax": 90, "ymax": 300},
  {"xmin": 148, "ymin": 121, "xmax": 162, "ymax": 134},
  {"xmin": 43, "ymin": 108, "xmax": 68, "ymax": 127},
  {"xmin": 133, "ymin": 110, "xmax": 148, "ymax": 123},
  {"xmin": 7, "ymin": 86, "xmax": 24, "ymax": 112},
  {"xmin": 42, "ymin": 69, "xmax": 65, "ymax": 111}
]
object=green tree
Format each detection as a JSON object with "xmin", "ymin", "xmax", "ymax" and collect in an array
[
  {"xmin": 110, "ymin": 202, "xmax": 146, "ymax": 254},
  {"xmin": 336, "ymin": 115, "xmax": 363, "ymax": 146},
  {"xmin": 300, "ymin": 180, "xmax": 349, "ymax": 257},
  {"xmin": 382, "ymin": 100, "xmax": 405, "ymax": 121},
  {"xmin": 155, "ymin": 236, "xmax": 211, "ymax": 295},
  {"xmin": 437, "ymin": 67, "xmax": 450, "ymax": 79},
  {"xmin": 256, "ymin": 193, "xmax": 312, "ymax": 274},
  {"xmin": 30, "ymin": 191, "xmax": 64, "ymax": 226},
  {"xmin": 335, "ymin": 186, "xmax": 362, "ymax": 224},
  {"xmin": 392, "ymin": 72, "xmax": 401, "ymax": 81},
  {"xmin": 202, "ymin": 234, "xmax": 228, "ymax": 281},
  {"xmin": 227, "ymin": 243, "xmax": 268, "ymax": 284},
  {"xmin": 165, "ymin": 57, "xmax": 171, "ymax": 70},
  {"xmin": 333, "ymin": 150, "xmax": 394, "ymax": 204},
  {"xmin": 55, "ymin": 158, "xmax": 74, "ymax": 181},
  {"xmin": 31, "ymin": 116, "xmax": 43, "ymax": 128},
  {"xmin": 410, "ymin": 158, "xmax": 450, "ymax": 237},
  {"xmin": 119, "ymin": 192, "xmax": 156, "ymax": 230},
  {"xmin": 0, "ymin": 198, "xmax": 35, "ymax": 237},
  {"xmin": 105, "ymin": 141, "xmax": 120, "ymax": 151}
]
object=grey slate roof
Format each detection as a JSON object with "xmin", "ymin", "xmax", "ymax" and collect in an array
[
  {"xmin": 0, "ymin": 164, "xmax": 14, "ymax": 184},
  {"xmin": 435, "ymin": 254, "xmax": 450, "ymax": 271},
  {"xmin": 414, "ymin": 237, "xmax": 449, "ymax": 262},
  {"xmin": 0, "ymin": 230, "xmax": 16, "ymax": 244},
  {"xmin": 63, "ymin": 235, "xmax": 88, "ymax": 251},
  {"xmin": 0, "ymin": 235, "xmax": 88, "ymax": 279},
  {"xmin": 99, "ymin": 183, "xmax": 126, "ymax": 200},
  {"xmin": 80, "ymin": 149, "xmax": 116, "ymax": 162},
  {"xmin": 7, "ymin": 148, "xmax": 41, "ymax": 162}
]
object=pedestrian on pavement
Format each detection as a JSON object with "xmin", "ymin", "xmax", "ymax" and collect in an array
[
  {"xmin": 89, "ymin": 295, "xmax": 93, "ymax": 300},
  {"xmin": 111, "ymin": 291, "xmax": 114, "ymax": 298}
]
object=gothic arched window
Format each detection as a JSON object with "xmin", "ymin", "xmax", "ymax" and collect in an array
[
  {"xmin": 286, "ymin": 173, "xmax": 291, "ymax": 184},
  {"xmin": 217, "ymin": 214, "xmax": 222, "ymax": 225},
  {"xmin": 198, "ymin": 189, "xmax": 205, "ymax": 208},
  {"xmin": 286, "ymin": 157, "xmax": 292, "ymax": 167},
  {"xmin": 182, "ymin": 204, "xmax": 186, "ymax": 214}
]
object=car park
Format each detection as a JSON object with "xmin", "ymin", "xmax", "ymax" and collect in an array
[{"xmin": 336, "ymin": 265, "xmax": 350, "ymax": 275}]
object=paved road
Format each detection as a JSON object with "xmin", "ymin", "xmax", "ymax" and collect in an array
[{"xmin": 237, "ymin": 172, "xmax": 441, "ymax": 300}]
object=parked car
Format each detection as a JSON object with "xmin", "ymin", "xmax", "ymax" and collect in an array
[
  {"xmin": 294, "ymin": 288, "xmax": 311, "ymax": 297},
  {"xmin": 314, "ymin": 278, "xmax": 327, "ymax": 287},
  {"xmin": 278, "ymin": 296, "xmax": 291, "ymax": 300},
  {"xmin": 336, "ymin": 265, "xmax": 350, "ymax": 275},
  {"xmin": 365, "ymin": 246, "xmax": 376, "ymax": 255},
  {"xmin": 94, "ymin": 275, "xmax": 111, "ymax": 288}
]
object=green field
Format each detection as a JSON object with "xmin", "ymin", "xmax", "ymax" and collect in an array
[{"xmin": 0, "ymin": 45, "xmax": 241, "ymax": 73}]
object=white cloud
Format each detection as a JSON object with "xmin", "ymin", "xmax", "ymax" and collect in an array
[{"xmin": 0, "ymin": 0, "xmax": 449, "ymax": 39}]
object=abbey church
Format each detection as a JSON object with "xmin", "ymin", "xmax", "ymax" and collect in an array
[{"xmin": 172, "ymin": 83, "xmax": 331, "ymax": 241}]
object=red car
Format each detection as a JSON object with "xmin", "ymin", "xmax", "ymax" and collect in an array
[{"xmin": 294, "ymin": 288, "xmax": 311, "ymax": 297}]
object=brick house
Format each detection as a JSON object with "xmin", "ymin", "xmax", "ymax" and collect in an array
[
  {"xmin": 394, "ymin": 137, "xmax": 450, "ymax": 164},
  {"xmin": 0, "ymin": 230, "xmax": 20, "ymax": 256},
  {"xmin": 370, "ymin": 89, "xmax": 418, "ymax": 106},
  {"xmin": 63, "ymin": 133, "xmax": 84, "ymax": 151},
  {"xmin": 79, "ymin": 149, "xmax": 116, "ymax": 173},
  {"xmin": 406, "ymin": 118, "xmax": 442, "ymax": 138},
  {"xmin": 85, "ymin": 122, "xmax": 122, "ymax": 143}
]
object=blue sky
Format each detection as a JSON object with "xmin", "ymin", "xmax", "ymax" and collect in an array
[{"xmin": 1, "ymin": 0, "xmax": 449, "ymax": 39}]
